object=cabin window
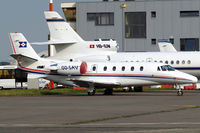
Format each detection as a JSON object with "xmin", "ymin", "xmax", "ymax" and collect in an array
[
  {"xmin": 176, "ymin": 60, "xmax": 180, "ymax": 64},
  {"xmin": 140, "ymin": 66, "xmax": 144, "ymax": 71},
  {"xmin": 92, "ymin": 66, "xmax": 96, "ymax": 71},
  {"xmin": 122, "ymin": 66, "xmax": 125, "ymax": 71},
  {"xmin": 188, "ymin": 60, "xmax": 191, "ymax": 64},
  {"xmin": 104, "ymin": 66, "xmax": 107, "ymax": 71},
  {"xmin": 160, "ymin": 60, "xmax": 163, "ymax": 63},
  {"xmin": 131, "ymin": 66, "xmax": 134, "ymax": 71},
  {"xmin": 171, "ymin": 60, "xmax": 174, "ymax": 64},
  {"xmin": 113, "ymin": 66, "xmax": 116, "ymax": 71},
  {"xmin": 157, "ymin": 67, "xmax": 161, "ymax": 71},
  {"xmin": 165, "ymin": 61, "xmax": 168, "ymax": 64},
  {"xmin": 182, "ymin": 60, "xmax": 185, "ymax": 64},
  {"xmin": 154, "ymin": 60, "xmax": 157, "ymax": 62}
]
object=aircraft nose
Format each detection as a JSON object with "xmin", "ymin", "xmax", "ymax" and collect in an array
[{"xmin": 188, "ymin": 75, "xmax": 198, "ymax": 83}]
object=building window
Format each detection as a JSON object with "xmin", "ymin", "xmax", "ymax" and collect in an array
[
  {"xmin": 151, "ymin": 11, "xmax": 156, "ymax": 18},
  {"xmin": 151, "ymin": 39, "xmax": 156, "ymax": 45},
  {"xmin": 169, "ymin": 38, "xmax": 174, "ymax": 44},
  {"xmin": 180, "ymin": 11, "xmax": 199, "ymax": 17},
  {"xmin": 63, "ymin": 8, "xmax": 76, "ymax": 22},
  {"xmin": 180, "ymin": 38, "xmax": 199, "ymax": 51},
  {"xmin": 87, "ymin": 13, "xmax": 114, "ymax": 25},
  {"xmin": 125, "ymin": 12, "xmax": 146, "ymax": 38}
]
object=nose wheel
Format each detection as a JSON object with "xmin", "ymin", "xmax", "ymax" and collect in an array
[
  {"xmin": 175, "ymin": 84, "xmax": 184, "ymax": 96},
  {"xmin": 177, "ymin": 89, "xmax": 184, "ymax": 96}
]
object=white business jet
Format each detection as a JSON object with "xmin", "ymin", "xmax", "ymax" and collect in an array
[
  {"xmin": 31, "ymin": 11, "xmax": 200, "ymax": 92},
  {"xmin": 9, "ymin": 33, "xmax": 197, "ymax": 96}
]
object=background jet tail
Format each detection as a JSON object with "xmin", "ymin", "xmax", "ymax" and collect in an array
[
  {"xmin": 44, "ymin": 11, "xmax": 84, "ymax": 43},
  {"xmin": 158, "ymin": 40, "xmax": 177, "ymax": 52},
  {"xmin": 9, "ymin": 33, "xmax": 40, "ymax": 61}
]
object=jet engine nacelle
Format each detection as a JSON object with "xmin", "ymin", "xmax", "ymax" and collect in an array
[{"xmin": 48, "ymin": 62, "xmax": 87, "ymax": 75}]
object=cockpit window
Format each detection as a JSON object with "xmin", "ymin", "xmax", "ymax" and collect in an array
[
  {"xmin": 166, "ymin": 65, "xmax": 175, "ymax": 71},
  {"xmin": 161, "ymin": 65, "xmax": 175, "ymax": 71},
  {"xmin": 157, "ymin": 67, "xmax": 161, "ymax": 71},
  {"xmin": 161, "ymin": 66, "xmax": 167, "ymax": 71}
]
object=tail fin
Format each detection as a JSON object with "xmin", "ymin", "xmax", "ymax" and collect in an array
[
  {"xmin": 9, "ymin": 33, "xmax": 40, "ymax": 62},
  {"xmin": 158, "ymin": 40, "xmax": 177, "ymax": 52},
  {"xmin": 44, "ymin": 11, "xmax": 84, "ymax": 43}
]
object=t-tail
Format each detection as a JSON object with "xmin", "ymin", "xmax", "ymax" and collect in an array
[
  {"xmin": 45, "ymin": 11, "xmax": 84, "ymax": 43},
  {"xmin": 9, "ymin": 33, "xmax": 40, "ymax": 62}
]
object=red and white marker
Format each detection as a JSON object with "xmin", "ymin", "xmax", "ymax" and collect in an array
[{"xmin": 49, "ymin": 0, "xmax": 53, "ymax": 11}]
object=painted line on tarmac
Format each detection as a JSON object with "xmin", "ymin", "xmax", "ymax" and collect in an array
[
  {"xmin": 80, "ymin": 122, "xmax": 200, "ymax": 126},
  {"xmin": 0, "ymin": 124, "xmax": 62, "ymax": 127},
  {"xmin": 66, "ymin": 105, "xmax": 200, "ymax": 125}
]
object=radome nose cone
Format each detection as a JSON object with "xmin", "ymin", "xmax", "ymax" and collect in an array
[{"xmin": 192, "ymin": 76, "xmax": 198, "ymax": 83}]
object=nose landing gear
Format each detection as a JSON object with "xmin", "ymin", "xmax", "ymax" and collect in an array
[{"xmin": 175, "ymin": 84, "xmax": 184, "ymax": 96}]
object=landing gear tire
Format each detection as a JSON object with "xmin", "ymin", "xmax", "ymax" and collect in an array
[
  {"xmin": 88, "ymin": 90, "xmax": 96, "ymax": 96},
  {"xmin": 104, "ymin": 88, "xmax": 113, "ymax": 95},
  {"xmin": 177, "ymin": 90, "xmax": 183, "ymax": 96},
  {"xmin": 88, "ymin": 83, "xmax": 96, "ymax": 96},
  {"xmin": 134, "ymin": 86, "xmax": 143, "ymax": 92}
]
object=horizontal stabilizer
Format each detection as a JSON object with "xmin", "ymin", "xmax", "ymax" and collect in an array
[
  {"xmin": 31, "ymin": 40, "xmax": 76, "ymax": 45},
  {"xmin": 10, "ymin": 54, "xmax": 38, "ymax": 62}
]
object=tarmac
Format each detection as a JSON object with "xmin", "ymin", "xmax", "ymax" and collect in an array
[{"xmin": 0, "ymin": 90, "xmax": 200, "ymax": 133}]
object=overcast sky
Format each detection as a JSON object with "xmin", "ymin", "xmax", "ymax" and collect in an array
[{"xmin": 0, "ymin": 0, "xmax": 100, "ymax": 62}]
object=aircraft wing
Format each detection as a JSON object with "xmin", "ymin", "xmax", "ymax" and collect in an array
[{"xmin": 70, "ymin": 79, "xmax": 121, "ymax": 87}]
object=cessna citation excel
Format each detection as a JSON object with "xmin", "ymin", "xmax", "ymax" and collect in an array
[
  {"xmin": 9, "ymin": 33, "xmax": 197, "ymax": 96},
  {"xmin": 33, "ymin": 11, "xmax": 200, "ymax": 92}
]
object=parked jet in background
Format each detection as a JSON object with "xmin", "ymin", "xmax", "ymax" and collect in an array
[
  {"xmin": 9, "ymin": 33, "xmax": 197, "ymax": 95},
  {"xmin": 158, "ymin": 40, "xmax": 177, "ymax": 52}
]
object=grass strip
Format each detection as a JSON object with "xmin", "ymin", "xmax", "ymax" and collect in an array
[{"xmin": 0, "ymin": 88, "xmax": 175, "ymax": 97}]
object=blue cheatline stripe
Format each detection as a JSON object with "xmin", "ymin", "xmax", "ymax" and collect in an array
[
  {"xmin": 175, "ymin": 67, "xmax": 200, "ymax": 70},
  {"xmin": 21, "ymin": 69, "xmax": 192, "ymax": 82},
  {"xmin": 46, "ymin": 19, "xmax": 65, "ymax": 22}
]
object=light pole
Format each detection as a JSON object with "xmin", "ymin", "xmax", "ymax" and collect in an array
[{"xmin": 121, "ymin": 4, "xmax": 126, "ymax": 52}]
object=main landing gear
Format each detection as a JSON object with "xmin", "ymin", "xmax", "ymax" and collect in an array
[{"xmin": 88, "ymin": 84, "xmax": 96, "ymax": 96}]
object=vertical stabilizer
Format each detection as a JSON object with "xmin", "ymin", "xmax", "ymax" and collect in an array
[
  {"xmin": 9, "ymin": 33, "xmax": 40, "ymax": 61},
  {"xmin": 44, "ymin": 11, "xmax": 84, "ymax": 43},
  {"xmin": 158, "ymin": 40, "xmax": 177, "ymax": 52}
]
